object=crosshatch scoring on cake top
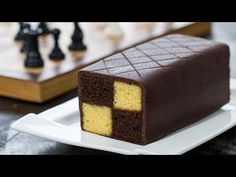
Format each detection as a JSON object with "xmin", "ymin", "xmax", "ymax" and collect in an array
[{"xmin": 82, "ymin": 34, "xmax": 219, "ymax": 80}]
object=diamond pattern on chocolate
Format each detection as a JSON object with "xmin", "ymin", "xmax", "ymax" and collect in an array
[
  {"xmin": 142, "ymin": 49, "xmax": 169, "ymax": 56},
  {"xmin": 136, "ymin": 43, "xmax": 158, "ymax": 50},
  {"xmin": 84, "ymin": 34, "xmax": 218, "ymax": 81},
  {"xmin": 105, "ymin": 59, "xmax": 130, "ymax": 68},
  {"xmin": 175, "ymin": 52, "xmax": 196, "ymax": 58},
  {"xmin": 123, "ymin": 50, "xmax": 146, "ymax": 58},
  {"xmin": 164, "ymin": 47, "xmax": 193, "ymax": 54},
  {"xmin": 133, "ymin": 62, "xmax": 161, "ymax": 70},
  {"xmin": 108, "ymin": 65, "xmax": 134, "ymax": 75},
  {"xmin": 128, "ymin": 56, "xmax": 152, "ymax": 64},
  {"xmin": 151, "ymin": 54, "xmax": 177, "ymax": 61},
  {"xmin": 156, "ymin": 42, "xmax": 180, "ymax": 48},
  {"xmin": 115, "ymin": 70, "xmax": 141, "ymax": 81}
]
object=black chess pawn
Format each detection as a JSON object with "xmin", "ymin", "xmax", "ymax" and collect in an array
[
  {"xmin": 14, "ymin": 22, "xmax": 26, "ymax": 41},
  {"xmin": 68, "ymin": 22, "xmax": 87, "ymax": 52},
  {"xmin": 38, "ymin": 22, "xmax": 50, "ymax": 36},
  {"xmin": 20, "ymin": 24, "xmax": 31, "ymax": 53},
  {"xmin": 24, "ymin": 29, "xmax": 44, "ymax": 68},
  {"xmin": 49, "ymin": 29, "xmax": 65, "ymax": 61}
]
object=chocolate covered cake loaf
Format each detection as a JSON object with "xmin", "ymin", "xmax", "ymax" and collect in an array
[{"xmin": 78, "ymin": 34, "xmax": 230, "ymax": 145}]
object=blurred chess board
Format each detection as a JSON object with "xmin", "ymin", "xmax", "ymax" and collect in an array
[{"xmin": 0, "ymin": 22, "xmax": 211, "ymax": 103}]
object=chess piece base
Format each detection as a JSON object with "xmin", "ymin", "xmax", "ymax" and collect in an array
[
  {"xmin": 25, "ymin": 67, "xmax": 44, "ymax": 74},
  {"xmin": 70, "ymin": 50, "xmax": 87, "ymax": 58}
]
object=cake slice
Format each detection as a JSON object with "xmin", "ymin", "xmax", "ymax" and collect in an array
[{"xmin": 78, "ymin": 34, "xmax": 230, "ymax": 145}]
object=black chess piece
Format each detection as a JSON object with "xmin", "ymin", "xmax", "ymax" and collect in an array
[
  {"xmin": 20, "ymin": 24, "xmax": 31, "ymax": 53},
  {"xmin": 68, "ymin": 22, "xmax": 87, "ymax": 51},
  {"xmin": 49, "ymin": 29, "xmax": 65, "ymax": 61},
  {"xmin": 24, "ymin": 29, "xmax": 44, "ymax": 68},
  {"xmin": 15, "ymin": 22, "xmax": 26, "ymax": 41},
  {"xmin": 38, "ymin": 22, "xmax": 50, "ymax": 35}
]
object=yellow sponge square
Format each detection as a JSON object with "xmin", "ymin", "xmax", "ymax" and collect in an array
[
  {"xmin": 113, "ymin": 81, "xmax": 142, "ymax": 111},
  {"xmin": 82, "ymin": 103, "xmax": 112, "ymax": 136}
]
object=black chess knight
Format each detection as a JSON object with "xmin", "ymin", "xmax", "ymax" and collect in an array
[
  {"xmin": 68, "ymin": 22, "xmax": 87, "ymax": 52},
  {"xmin": 49, "ymin": 29, "xmax": 65, "ymax": 61}
]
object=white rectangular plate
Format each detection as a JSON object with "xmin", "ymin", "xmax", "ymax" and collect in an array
[{"xmin": 11, "ymin": 79, "xmax": 236, "ymax": 155}]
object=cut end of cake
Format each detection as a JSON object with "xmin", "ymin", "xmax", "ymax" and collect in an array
[{"xmin": 78, "ymin": 71, "xmax": 144, "ymax": 144}]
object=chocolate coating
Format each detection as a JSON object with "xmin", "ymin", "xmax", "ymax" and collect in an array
[{"xmin": 78, "ymin": 34, "xmax": 230, "ymax": 145}]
